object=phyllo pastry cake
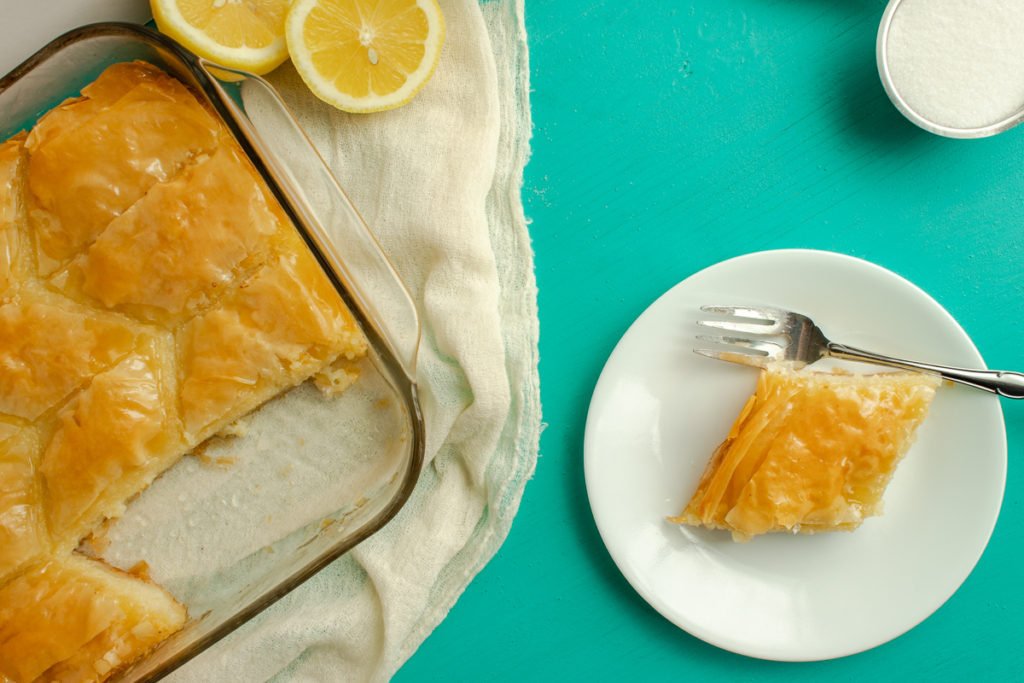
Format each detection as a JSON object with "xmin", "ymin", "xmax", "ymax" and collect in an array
[
  {"xmin": 671, "ymin": 362, "xmax": 939, "ymax": 541},
  {"xmin": 176, "ymin": 231, "xmax": 366, "ymax": 442},
  {"xmin": 0, "ymin": 554, "xmax": 186, "ymax": 683},
  {"xmin": 0, "ymin": 135, "xmax": 27, "ymax": 298},
  {"xmin": 0, "ymin": 59, "xmax": 369, "ymax": 680},
  {"xmin": 24, "ymin": 61, "xmax": 222, "ymax": 275},
  {"xmin": 40, "ymin": 332, "xmax": 184, "ymax": 556},
  {"xmin": 0, "ymin": 423, "xmax": 47, "ymax": 581}
]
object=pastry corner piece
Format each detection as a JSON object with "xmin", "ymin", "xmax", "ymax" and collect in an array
[
  {"xmin": 0, "ymin": 554, "xmax": 186, "ymax": 683},
  {"xmin": 670, "ymin": 362, "xmax": 939, "ymax": 542}
]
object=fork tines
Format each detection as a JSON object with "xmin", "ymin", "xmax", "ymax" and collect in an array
[
  {"xmin": 693, "ymin": 305, "xmax": 789, "ymax": 366},
  {"xmin": 696, "ymin": 305, "xmax": 788, "ymax": 334}
]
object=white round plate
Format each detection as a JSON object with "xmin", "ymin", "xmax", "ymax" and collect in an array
[{"xmin": 583, "ymin": 249, "xmax": 1006, "ymax": 661}]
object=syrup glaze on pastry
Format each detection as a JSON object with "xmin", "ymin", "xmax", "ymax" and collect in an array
[
  {"xmin": 0, "ymin": 425, "xmax": 47, "ymax": 581},
  {"xmin": 41, "ymin": 334, "xmax": 183, "ymax": 555},
  {"xmin": 77, "ymin": 144, "xmax": 286, "ymax": 323},
  {"xmin": 0, "ymin": 135, "xmax": 27, "ymax": 297},
  {"xmin": 25, "ymin": 62, "xmax": 221, "ymax": 274},
  {"xmin": 178, "ymin": 236, "xmax": 366, "ymax": 441},
  {"xmin": 0, "ymin": 289, "xmax": 140, "ymax": 422},
  {"xmin": 0, "ymin": 554, "xmax": 186, "ymax": 683},
  {"xmin": 671, "ymin": 362, "xmax": 938, "ymax": 541},
  {"xmin": 0, "ymin": 61, "xmax": 368, "ymax": 681}
]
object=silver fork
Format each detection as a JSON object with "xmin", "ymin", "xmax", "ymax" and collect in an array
[{"xmin": 695, "ymin": 304, "xmax": 1024, "ymax": 399}]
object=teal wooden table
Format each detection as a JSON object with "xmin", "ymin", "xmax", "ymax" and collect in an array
[{"xmin": 397, "ymin": 1, "xmax": 1023, "ymax": 679}]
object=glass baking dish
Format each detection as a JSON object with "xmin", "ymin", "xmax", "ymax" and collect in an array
[{"xmin": 0, "ymin": 22, "xmax": 424, "ymax": 682}]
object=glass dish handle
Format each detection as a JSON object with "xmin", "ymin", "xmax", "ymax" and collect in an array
[{"xmin": 201, "ymin": 61, "xmax": 421, "ymax": 380}]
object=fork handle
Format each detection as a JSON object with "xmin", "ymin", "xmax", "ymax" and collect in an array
[{"xmin": 827, "ymin": 343, "xmax": 1024, "ymax": 399}]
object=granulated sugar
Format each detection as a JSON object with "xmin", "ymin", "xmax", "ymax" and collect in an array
[{"xmin": 883, "ymin": 0, "xmax": 1024, "ymax": 130}]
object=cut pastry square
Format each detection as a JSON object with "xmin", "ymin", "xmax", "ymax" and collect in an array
[
  {"xmin": 68, "ymin": 143, "xmax": 290, "ymax": 325},
  {"xmin": 671, "ymin": 362, "xmax": 939, "ymax": 541},
  {"xmin": 0, "ymin": 287, "xmax": 143, "ymax": 422},
  {"xmin": 0, "ymin": 422, "xmax": 50, "ymax": 583},
  {"xmin": 0, "ymin": 553, "xmax": 186, "ymax": 683},
  {"xmin": 24, "ymin": 61, "xmax": 223, "ymax": 273},
  {"xmin": 177, "ymin": 237, "xmax": 368, "ymax": 442},
  {"xmin": 40, "ymin": 333, "xmax": 184, "ymax": 555}
]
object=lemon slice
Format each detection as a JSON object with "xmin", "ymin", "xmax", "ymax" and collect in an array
[
  {"xmin": 285, "ymin": 0, "xmax": 446, "ymax": 113},
  {"xmin": 151, "ymin": 0, "xmax": 291, "ymax": 76}
]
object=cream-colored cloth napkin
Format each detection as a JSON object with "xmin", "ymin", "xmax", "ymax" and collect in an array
[{"xmin": 171, "ymin": 0, "xmax": 537, "ymax": 680}]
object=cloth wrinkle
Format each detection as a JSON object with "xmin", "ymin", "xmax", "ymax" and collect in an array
[{"xmin": 170, "ymin": 1, "xmax": 537, "ymax": 680}]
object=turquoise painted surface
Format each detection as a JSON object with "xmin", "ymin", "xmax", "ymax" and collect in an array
[{"xmin": 398, "ymin": 0, "xmax": 1023, "ymax": 679}]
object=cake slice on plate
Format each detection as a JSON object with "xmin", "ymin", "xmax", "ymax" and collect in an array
[{"xmin": 671, "ymin": 362, "xmax": 939, "ymax": 541}]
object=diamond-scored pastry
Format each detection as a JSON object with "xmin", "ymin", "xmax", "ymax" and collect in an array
[
  {"xmin": 77, "ymin": 144, "xmax": 287, "ymax": 323},
  {"xmin": 25, "ymin": 61, "xmax": 221, "ymax": 273},
  {"xmin": 0, "ymin": 290, "xmax": 140, "ymax": 422},
  {"xmin": 671, "ymin": 363, "xmax": 939, "ymax": 541},
  {"xmin": 178, "ymin": 238, "xmax": 368, "ymax": 441},
  {"xmin": 41, "ymin": 334, "xmax": 183, "ymax": 554},
  {"xmin": 0, "ymin": 554, "xmax": 186, "ymax": 683},
  {"xmin": 0, "ymin": 60, "xmax": 369, "ymax": 680}
]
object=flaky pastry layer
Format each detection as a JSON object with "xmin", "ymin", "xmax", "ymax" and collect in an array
[{"xmin": 671, "ymin": 362, "xmax": 938, "ymax": 541}]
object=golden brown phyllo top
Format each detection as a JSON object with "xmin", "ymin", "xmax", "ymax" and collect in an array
[{"xmin": 0, "ymin": 61, "xmax": 367, "ymax": 682}]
